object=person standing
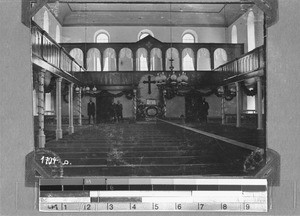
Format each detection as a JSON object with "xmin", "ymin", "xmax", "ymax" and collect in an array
[
  {"xmin": 87, "ymin": 98, "xmax": 95, "ymax": 124},
  {"xmin": 202, "ymin": 98, "xmax": 209, "ymax": 123},
  {"xmin": 116, "ymin": 100, "xmax": 123, "ymax": 122}
]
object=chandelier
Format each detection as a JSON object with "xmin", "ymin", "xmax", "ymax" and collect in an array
[
  {"xmin": 75, "ymin": 85, "xmax": 97, "ymax": 93},
  {"xmin": 154, "ymin": 3, "xmax": 189, "ymax": 92}
]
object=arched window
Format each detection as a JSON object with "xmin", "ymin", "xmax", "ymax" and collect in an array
[
  {"xmin": 55, "ymin": 25, "xmax": 60, "ymax": 43},
  {"xmin": 182, "ymin": 48, "xmax": 195, "ymax": 71},
  {"xmin": 119, "ymin": 48, "xmax": 133, "ymax": 71},
  {"xmin": 214, "ymin": 48, "xmax": 228, "ymax": 68},
  {"xmin": 95, "ymin": 30, "xmax": 110, "ymax": 43},
  {"xmin": 150, "ymin": 48, "xmax": 162, "ymax": 71},
  {"xmin": 247, "ymin": 11, "xmax": 255, "ymax": 51},
  {"xmin": 166, "ymin": 48, "xmax": 180, "ymax": 71},
  {"xmin": 182, "ymin": 33, "xmax": 195, "ymax": 43},
  {"xmin": 136, "ymin": 48, "xmax": 148, "ymax": 71},
  {"xmin": 197, "ymin": 48, "xmax": 211, "ymax": 70},
  {"xmin": 43, "ymin": 11, "xmax": 49, "ymax": 33},
  {"xmin": 69, "ymin": 48, "xmax": 83, "ymax": 67},
  {"xmin": 103, "ymin": 48, "xmax": 116, "ymax": 71},
  {"xmin": 138, "ymin": 29, "xmax": 154, "ymax": 40},
  {"xmin": 182, "ymin": 30, "xmax": 198, "ymax": 43},
  {"xmin": 231, "ymin": 25, "xmax": 238, "ymax": 44},
  {"xmin": 87, "ymin": 48, "xmax": 101, "ymax": 71}
]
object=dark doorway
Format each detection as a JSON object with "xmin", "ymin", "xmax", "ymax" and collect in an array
[
  {"xmin": 96, "ymin": 96, "xmax": 113, "ymax": 123},
  {"xmin": 185, "ymin": 94, "xmax": 202, "ymax": 122}
]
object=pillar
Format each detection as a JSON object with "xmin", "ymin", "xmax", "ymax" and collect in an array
[
  {"xmin": 78, "ymin": 88, "xmax": 82, "ymax": 126},
  {"xmin": 236, "ymin": 82, "xmax": 242, "ymax": 128},
  {"xmin": 56, "ymin": 77, "xmax": 63, "ymax": 140},
  {"xmin": 38, "ymin": 70, "xmax": 46, "ymax": 148},
  {"xmin": 162, "ymin": 90, "xmax": 167, "ymax": 118},
  {"xmin": 68, "ymin": 83, "xmax": 74, "ymax": 134},
  {"xmin": 257, "ymin": 77, "xmax": 263, "ymax": 130},
  {"xmin": 133, "ymin": 89, "xmax": 137, "ymax": 121},
  {"xmin": 221, "ymin": 97, "xmax": 225, "ymax": 125}
]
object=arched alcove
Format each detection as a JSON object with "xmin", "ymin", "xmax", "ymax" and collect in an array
[
  {"xmin": 197, "ymin": 48, "xmax": 211, "ymax": 70},
  {"xmin": 86, "ymin": 48, "xmax": 101, "ymax": 71},
  {"xmin": 214, "ymin": 48, "xmax": 228, "ymax": 68},
  {"xmin": 247, "ymin": 11, "xmax": 255, "ymax": 51},
  {"xmin": 119, "ymin": 48, "xmax": 133, "ymax": 71},
  {"xmin": 182, "ymin": 48, "xmax": 195, "ymax": 71},
  {"xmin": 150, "ymin": 48, "xmax": 162, "ymax": 71},
  {"xmin": 69, "ymin": 48, "xmax": 83, "ymax": 67}
]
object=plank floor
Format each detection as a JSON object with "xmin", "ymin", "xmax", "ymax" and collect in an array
[{"xmin": 44, "ymin": 122, "xmax": 264, "ymax": 177}]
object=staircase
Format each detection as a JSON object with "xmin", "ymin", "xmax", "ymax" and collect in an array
[{"xmin": 44, "ymin": 122, "xmax": 258, "ymax": 177}]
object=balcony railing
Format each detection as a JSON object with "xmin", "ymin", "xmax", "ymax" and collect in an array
[
  {"xmin": 31, "ymin": 21, "xmax": 85, "ymax": 75},
  {"xmin": 214, "ymin": 45, "xmax": 265, "ymax": 74}
]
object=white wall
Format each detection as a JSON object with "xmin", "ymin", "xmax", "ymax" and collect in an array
[
  {"xmin": 62, "ymin": 26, "xmax": 226, "ymax": 43},
  {"xmin": 226, "ymin": 5, "xmax": 264, "ymax": 51},
  {"xmin": 33, "ymin": 6, "xmax": 62, "ymax": 42},
  {"xmin": 0, "ymin": 1, "xmax": 36, "ymax": 215}
]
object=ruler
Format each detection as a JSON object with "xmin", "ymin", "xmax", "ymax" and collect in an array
[{"xmin": 39, "ymin": 178, "xmax": 268, "ymax": 212}]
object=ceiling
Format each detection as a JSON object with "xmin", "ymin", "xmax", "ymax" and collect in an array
[{"xmin": 47, "ymin": 1, "xmax": 254, "ymax": 27}]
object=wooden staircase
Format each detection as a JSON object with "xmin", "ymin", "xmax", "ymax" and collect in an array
[{"xmin": 44, "ymin": 122, "xmax": 259, "ymax": 177}]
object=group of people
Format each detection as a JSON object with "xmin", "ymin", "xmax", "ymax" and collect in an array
[
  {"xmin": 110, "ymin": 101, "xmax": 123, "ymax": 123},
  {"xmin": 87, "ymin": 99, "xmax": 123, "ymax": 124}
]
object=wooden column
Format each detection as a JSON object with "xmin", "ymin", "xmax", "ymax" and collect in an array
[
  {"xmin": 133, "ymin": 89, "xmax": 137, "ymax": 121},
  {"xmin": 221, "ymin": 97, "xmax": 225, "ymax": 125},
  {"xmin": 68, "ymin": 83, "xmax": 74, "ymax": 134},
  {"xmin": 236, "ymin": 82, "xmax": 242, "ymax": 128},
  {"xmin": 179, "ymin": 50, "xmax": 183, "ymax": 71},
  {"xmin": 133, "ymin": 50, "xmax": 137, "ymax": 71},
  {"xmin": 78, "ymin": 88, "xmax": 82, "ymax": 126},
  {"xmin": 257, "ymin": 77, "xmax": 263, "ymax": 130},
  {"xmin": 163, "ymin": 90, "xmax": 167, "ymax": 118},
  {"xmin": 210, "ymin": 48, "xmax": 215, "ymax": 70},
  {"xmin": 56, "ymin": 77, "xmax": 63, "ymax": 140},
  {"xmin": 147, "ymin": 50, "xmax": 151, "ymax": 71},
  {"xmin": 38, "ymin": 69, "xmax": 46, "ymax": 148},
  {"xmin": 162, "ymin": 50, "xmax": 166, "ymax": 71}
]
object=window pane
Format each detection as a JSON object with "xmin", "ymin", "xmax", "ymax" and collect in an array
[
  {"xmin": 182, "ymin": 33, "xmax": 195, "ymax": 43},
  {"xmin": 96, "ymin": 33, "xmax": 109, "ymax": 43}
]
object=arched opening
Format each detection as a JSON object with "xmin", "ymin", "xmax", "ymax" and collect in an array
[
  {"xmin": 247, "ymin": 11, "xmax": 255, "ymax": 51},
  {"xmin": 138, "ymin": 29, "xmax": 154, "ymax": 40},
  {"xmin": 55, "ymin": 25, "xmax": 60, "ymax": 43},
  {"xmin": 95, "ymin": 30, "xmax": 110, "ymax": 43},
  {"xmin": 119, "ymin": 48, "xmax": 133, "ymax": 71},
  {"xmin": 103, "ymin": 48, "xmax": 116, "ymax": 71},
  {"xmin": 87, "ymin": 48, "xmax": 101, "ymax": 71},
  {"xmin": 136, "ymin": 48, "xmax": 148, "ymax": 71},
  {"xmin": 197, "ymin": 48, "xmax": 211, "ymax": 70},
  {"xmin": 214, "ymin": 48, "xmax": 228, "ymax": 68},
  {"xmin": 182, "ymin": 30, "xmax": 198, "ymax": 43},
  {"xmin": 182, "ymin": 48, "xmax": 195, "ymax": 71},
  {"xmin": 69, "ymin": 48, "xmax": 84, "ymax": 67},
  {"xmin": 166, "ymin": 48, "xmax": 180, "ymax": 71},
  {"xmin": 43, "ymin": 11, "xmax": 49, "ymax": 33},
  {"xmin": 231, "ymin": 25, "xmax": 238, "ymax": 43},
  {"xmin": 150, "ymin": 48, "xmax": 162, "ymax": 71}
]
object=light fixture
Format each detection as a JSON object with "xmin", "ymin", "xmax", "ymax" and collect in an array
[{"xmin": 154, "ymin": 4, "xmax": 189, "ymax": 93}]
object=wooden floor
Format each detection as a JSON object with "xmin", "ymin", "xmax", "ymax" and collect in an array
[{"xmin": 42, "ymin": 120, "xmax": 265, "ymax": 177}]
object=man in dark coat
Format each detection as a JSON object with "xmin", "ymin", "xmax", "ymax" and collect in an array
[
  {"xmin": 87, "ymin": 98, "xmax": 95, "ymax": 124},
  {"xmin": 202, "ymin": 98, "xmax": 209, "ymax": 123},
  {"xmin": 116, "ymin": 100, "xmax": 123, "ymax": 122}
]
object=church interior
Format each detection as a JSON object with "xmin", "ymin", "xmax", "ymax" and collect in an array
[
  {"xmin": 1, "ymin": 0, "xmax": 300, "ymax": 215},
  {"xmin": 29, "ymin": 0, "xmax": 275, "ymax": 178}
]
